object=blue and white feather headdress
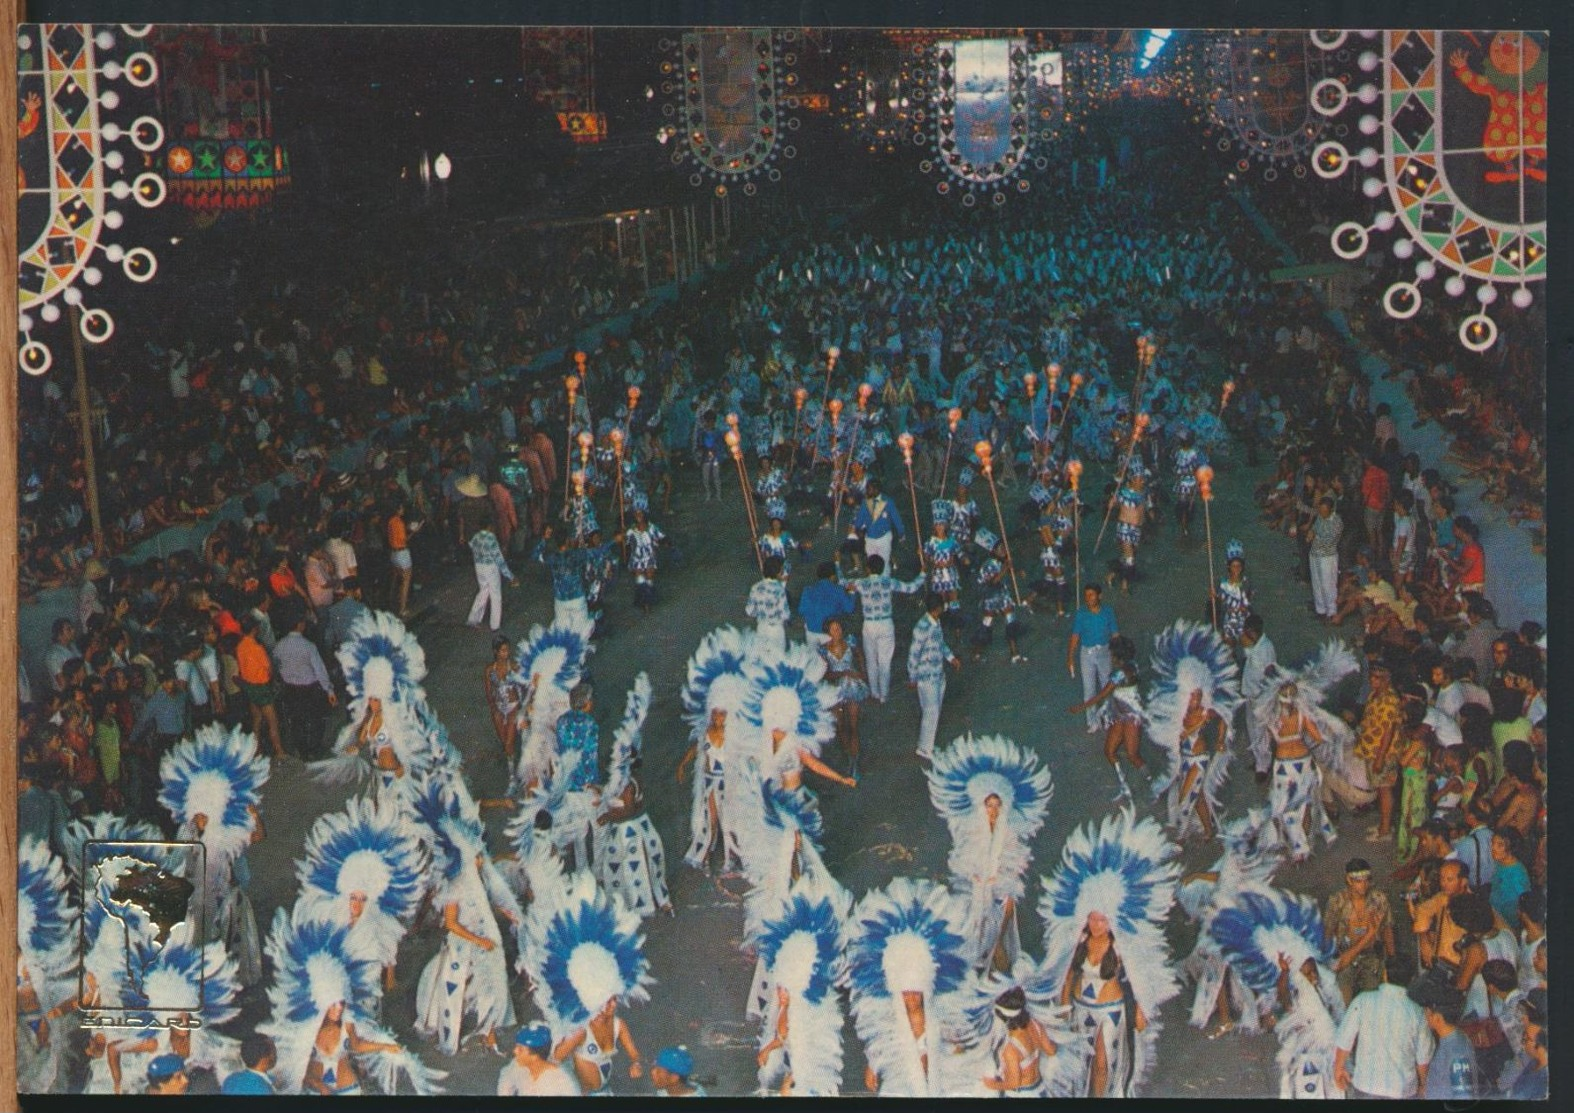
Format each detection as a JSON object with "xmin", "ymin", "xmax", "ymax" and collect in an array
[
  {"xmin": 928, "ymin": 733, "xmax": 1053, "ymax": 843},
  {"xmin": 842, "ymin": 877, "xmax": 971, "ymax": 1097},
  {"xmin": 296, "ymin": 797, "xmax": 427, "ymax": 961},
  {"xmin": 158, "ymin": 723, "xmax": 270, "ymax": 867},
  {"xmin": 1037, "ymin": 807, "xmax": 1182, "ymax": 1030},
  {"xmin": 509, "ymin": 749, "xmax": 594, "ymax": 866},
  {"xmin": 753, "ymin": 874, "xmax": 852, "ymax": 1096},
  {"xmin": 261, "ymin": 903, "xmax": 445, "ymax": 1095},
  {"xmin": 512, "ymin": 612, "xmax": 596, "ymax": 697},
  {"xmin": 126, "ymin": 934, "xmax": 241, "ymax": 1025},
  {"xmin": 1210, "ymin": 889, "xmax": 1335, "ymax": 996},
  {"xmin": 1250, "ymin": 640, "xmax": 1362, "ymax": 784},
  {"xmin": 338, "ymin": 609, "xmax": 427, "ymax": 709},
  {"xmin": 955, "ymin": 957, "xmax": 1089, "ymax": 1098},
  {"xmin": 1144, "ymin": 620, "xmax": 1243, "ymax": 808},
  {"xmin": 61, "ymin": 813, "xmax": 174, "ymax": 880},
  {"xmin": 522, "ymin": 870, "xmax": 654, "ymax": 1036},
  {"xmin": 17, "ymin": 838, "xmax": 78, "ymax": 1004},
  {"xmin": 602, "ymin": 672, "xmax": 652, "ymax": 802},
  {"xmin": 681, "ymin": 625, "xmax": 757, "ymax": 732},
  {"xmin": 739, "ymin": 641, "xmax": 836, "ymax": 768},
  {"xmin": 411, "ymin": 770, "xmax": 487, "ymax": 883}
]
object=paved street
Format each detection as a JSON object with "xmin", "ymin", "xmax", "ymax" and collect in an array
[{"xmin": 223, "ymin": 436, "xmax": 1398, "ymax": 1098}]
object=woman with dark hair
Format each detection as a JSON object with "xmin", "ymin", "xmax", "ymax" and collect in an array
[
  {"xmin": 982, "ymin": 986, "xmax": 1059, "ymax": 1096},
  {"xmin": 1068, "ymin": 634, "xmax": 1146, "ymax": 801},
  {"xmin": 819, "ymin": 617, "xmax": 870, "ymax": 778},
  {"xmin": 1057, "ymin": 911, "xmax": 1147, "ymax": 1098},
  {"xmin": 1484, "ymin": 740, "xmax": 1541, "ymax": 842}
]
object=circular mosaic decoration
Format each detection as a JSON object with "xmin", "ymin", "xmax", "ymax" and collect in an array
[{"xmin": 660, "ymin": 28, "xmax": 798, "ymax": 190}]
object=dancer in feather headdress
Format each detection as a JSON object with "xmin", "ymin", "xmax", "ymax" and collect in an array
[
  {"xmin": 509, "ymin": 612, "xmax": 596, "ymax": 795},
  {"xmin": 956, "ymin": 958, "xmax": 1089, "ymax": 1098},
  {"xmin": 338, "ymin": 609, "xmax": 428, "ymax": 710},
  {"xmin": 928, "ymin": 733, "xmax": 1054, "ymax": 973},
  {"xmin": 1211, "ymin": 889, "xmax": 1345, "ymax": 1098},
  {"xmin": 16, "ymin": 838, "xmax": 78, "ymax": 1093},
  {"xmin": 522, "ymin": 871, "xmax": 654, "ymax": 1095},
  {"xmin": 158, "ymin": 723, "xmax": 271, "ymax": 985},
  {"xmin": 738, "ymin": 641, "xmax": 856, "ymax": 791},
  {"xmin": 752, "ymin": 874, "xmax": 852, "ymax": 1096},
  {"xmin": 260, "ymin": 904, "xmax": 446, "ymax": 1095},
  {"xmin": 296, "ymin": 797, "xmax": 427, "ymax": 992},
  {"xmin": 843, "ymin": 877, "xmax": 972, "ymax": 1097},
  {"xmin": 1145, "ymin": 620, "xmax": 1243, "ymax": 842},
  {"xmin": 411, "ymin": 774, "xmax": 523, "ymax": 1056},
  {"xmin": 59, "ymin": 813, "xmax": 171, "ymax": 882},
  {"xmin": 106, "ymin": 935, "xmax": 244, "ymax": 1092},
  {"xmin": 593, "ymin": 673, "xmax": 671, "ymax": 917},
  {"xmin": 1250, "ymin": 641, "xmax": 1361, "ymax": 862},
  {"xmin": 505, "ymin": 748, "xmax": 592, "ymax": 903},
  {"xmin": 677, "ymin": 625, "xmax": 757, "ymax": 872},
  {"xmin": 1038, "ymin": 807, "xmax": 1181, "ymax": 1097},
  {"xmin": 1176, "ymin": 807, "xmax": 1287, "ymax": 1037}
]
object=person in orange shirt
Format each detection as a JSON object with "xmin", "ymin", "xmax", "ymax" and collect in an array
[
  {"xmin": 236, "ymin": 612, "xmax": 286, "ymax": 760},
  {"xmin": 386, "ymin": 497, "xmax": 413, "ymax": 618}
]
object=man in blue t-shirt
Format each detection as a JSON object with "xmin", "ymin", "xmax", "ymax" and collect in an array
[
  {"xmin": 1067, "ymin": 584, "xmax": 1119, "ymax": 733},
  {"xmin": 799, "ymin": 561, "xmax": 855, "ymax": 649}
]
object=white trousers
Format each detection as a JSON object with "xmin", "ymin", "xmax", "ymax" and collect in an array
[
  {"xmin": 917, "ymin": 677, "xmax": 946, "ymax": 758},
  {"xmin": 756, "ymin": 620, "xmax": 787, "ymax": 654},
  {"xmin": 864, "ymin": 618, "xmax": 895, "ymax": 702},
  {"xmin": 1080, "ymin": 645, "xmax": 1112, "ymax": 731},
  {"xmin": 1310, "ymin": 554, "xmax": 1339, "ymax": 617},
  {"xmin": 865, "ymin": 532, "xmax": 894, "ymax": 569},
  {"xmin": 467, "ymin": 563, "xmax": 504, "ymax": 630},
  {"xmin": 553, "ymin": 595, "xmax": 591, "ymax": 628}
]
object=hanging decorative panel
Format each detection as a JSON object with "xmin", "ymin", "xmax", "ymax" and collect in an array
[{"xmin": 1209, "ymin": 30, "xmax": 1328, "ymax": 180}]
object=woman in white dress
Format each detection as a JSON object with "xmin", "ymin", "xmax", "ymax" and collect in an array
[
  {"xmin": 678, "ymin": 625, "xmax": 757, "ymax": 873},
  {"xmin": 594, "ymin": 674, "xmax": 672, "ymax": 917}
]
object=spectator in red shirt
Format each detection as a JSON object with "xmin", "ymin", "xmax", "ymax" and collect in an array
[{"xmin": 1361, "ymin": 450, "xmax": 1392, "ymax": 557}]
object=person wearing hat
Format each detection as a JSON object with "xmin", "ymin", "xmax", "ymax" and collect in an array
[
  {"xmin": 907, "ymin": 593, "xmax": 961, "ymax": 762},
  {"xmin": 651, "ymin": 1044, "xmax": 707, "ymax": 1097},
  {"xmin": 1332, "ymin": 959, "xmax": 1432, "ymax": 1099},
  {"xmin": 144, "ymin": 1053, "xmax": 189, "ymax": 1095},
  {"xmin": 1170, "ymin": 426, "xmax": 1205, "ymax": 540},
  {"xmin": 1212, "ymin": 541, "xmax": 1252, "ymax": 645},
  {"xmin": 618, "ymin": 496, "xmax": 668, "ymax": 615},
  {"xmin": 948, "ymin": 469, "xmax": 980, "ymax": 576},
  {"xmin": 499, "ymin": 1023, "xmax": 580, "ymax": 1096}
]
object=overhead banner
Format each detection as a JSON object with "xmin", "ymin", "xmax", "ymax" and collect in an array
[{"xmin": 1210, "ymin": 30, "xmax": 1327, "ymax": 178}]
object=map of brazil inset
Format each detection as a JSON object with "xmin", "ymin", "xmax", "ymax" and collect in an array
[{"xmin": 79, "ymin": 841, "xmax": 203, "ymax": 1014}]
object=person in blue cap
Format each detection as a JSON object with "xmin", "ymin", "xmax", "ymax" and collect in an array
[
  {"xmin": 144, "ymin": 1053, "xmax": 188, "ymax": 1096},
  {"xmin": 651, "ymin": 1045, "xmax": 707, "ymax": 1097},
  {"xmin": 498, "ymin": 1023, "xmax": 579, "ymax": 1096},
  {"xmin": 220, "ymin": 1035, "xmax": 277, "ymax": 1094}
]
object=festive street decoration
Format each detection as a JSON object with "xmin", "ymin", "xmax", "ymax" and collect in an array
[
  {"xmin": 153, "ymin": 27, "xmax": 289, "ymax": 216},
  {"xmin": 16, "ymin": 23, "xmax": 163, "ymax": 376},
  {"xmin": 1308, "ymin": 30, "xmax": 1545, "ymax": 349},
  {"xmin": 1209, "ymin": 30, "xmax": 1329, "ymax": 179},
  {"xmin": 659, "ymin": 29, "xmax": 801, "ymax": 196},
  {"xmin": 520, "ymin": 27, "xmax": 604, "ymax": 143}
]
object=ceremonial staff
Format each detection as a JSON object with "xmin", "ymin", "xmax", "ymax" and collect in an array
[
  {"xmin": 897, "ymin": 432, "xmax": 925, "ymax": 574},
  {"xmin": 1093, "ymin": 412, "xmax": 1149, "ymax": 554},
  {"xmin": 812, "ymin": 347, "xmax": 840, "ymax": 462},
  {"xmin": 610, "ymin": 429, "xmax": 627, "ymax": 535},
  {"xmin": 1067, "ymin": 458, "xmax": 1084, "ymax": 600},
  {"xmin": 727, "ymin": 430, "xmax": 764, "ymax": 573},
  {"xmin": 561, "ymin": 374, "xmax": 581, "ymax": 514},
  {"xmin": 822, "ymin": 397, "xmax": 844, "ymax": 514},
  {"xmin": 1023, "ymin": 372, "xmax": 1040, "ymax": 469},
  {"xmin": 833, "ymin": 383, "xmax": 873, "ymax": 537},
  {"xmin": 1198, "ymin": 465, "xmax": 1219, "ymax": 630},
  {"xmin": 625, "ymin": 385, "xmax": 641, "ymax": 443},
  {"xmin": 785, "ymin": 385, "xmax": 810, "ymax": 484},
  {"xmin": 938, "ymin": 406, "xmax": 962, "ymax": 497},
  {"xmin": 1053, "ymin": 371, "xmax": 1084, "ymax": 459},
  {"xmin": 1042, "ymin": 363, "xmax": 1061, "ymax": 464},
  {"xmin": 975, "ymin": 442, "xmax": 1022, "ymax": 606}
]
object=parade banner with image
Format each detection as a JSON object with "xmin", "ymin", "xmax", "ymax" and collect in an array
[
  {"xmin": 1210, "ymin": 30, "xmax": 1327, "ymax": 178},
  {"xmin": 1308, "ymin": 29, "xmax": 1546, "ymax": 350},
  {"xmin": 921, "ymin": 36, "xmax": 1055, "ymax": 206}
]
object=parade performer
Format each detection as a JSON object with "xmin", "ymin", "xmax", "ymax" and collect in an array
[
  {"xmin": 1176, "ymin": 808, "xmax": 1287, "ymax": 1038},
  {"xmin": 620, "ymin": 496, "xmax": 667, "ymax": 614},
  {"xmin": 1211, "ymin": 890, "xmax": 1345, "ymax": 1098},
  {"xmin": 818, "ymin": 617, "xmax": 870, "ymax": 777},
  {"xmin": 853, "ymin": 476, "xmax": 906, "ymax": 575},
  {"xmin": 594, "ymin": 673, "xmax": 673, "ymax": 918},
  {"xmin": 1068, "ymin": 633, "xmax": 1147, "ymax": 801},
  {"xmin": 296, "ymin": 797, "xmax": 427, "ymax": 992},
  {"xmin": 524, "ymin": 872, "xmax": 654, "ymax": 1095},
  {"xmin": 1145, "ymin": 620, "xmax": 1243, "ymax": 842},
  {"xmin": 839, "ymin": 553, "xmax": 926, "ymax": 704},
  {"xmin": 752, "ymin": 874, "xmax": 852, "ymax": 1096},
  {"xmin": 928, "ymin": 733, "xmax": 1054, "ymax": 974},
  {"xmin": 17, "ymin": 838, "xmax": 77, "ymax": 1093},
  {"xmin": 1107, "ymin": 462, "xmax": 1152, "ymax": 594},
  {"xmin": 106, "ymin": 935, "xmax": 244, "ymax": 1092},
  {"xmin": 972, "ymin": 553, "xmax": 1028, "ymax": 664},
  {"xmin": 745, "ymin": 556, "xmax": 792, "ymax": 653},
  {"xmin": 411, "ymin": 776, "xmax": 523, "ymax": 1056},
  {"xmin": 1214, "ymin": 541, "xmax": 1253, "ymax": 645},
  {"xmin": 739, "ymin": 640, "xmax": 854, "ymax": 791},
  {"xmin": 260, "ymin": 904, "xmax": 445, "ymax": 1095},
  {"xmin": 844, "ymin": 877, "xmax": 972, "ymax": 1097},
  {"xmin": 509, "ymin": 613, "xmax": 596, "ymax": 795},
  {"xmin": 959, "ymin": 962, "xmax": 1087, "ymax": 1097},
  {"xmin": 909, "ymin": 593, "xmax": 962, "ymax": 761},
  {"xmin": 757, "ymin": 504, "xmax": 810, "ymax": 578},
  {"xmin": 678, "ymin": 625, "xmax": 756, "ymax": 873},
  {"xmin": 483, "ymin": 636, "xmax": 522, "ymax": 761},
  {"xmin": 1040, "ymin": 807, "xmax": 1181, "ymax": 1098},
  {"xmin": 923, "ymin": 502, "xmax": 963, "ymax": 614},
  {"xmin": 533, "ymin": 527, "xmax": 593, "ymax": 628},
  {"xmin": 949, "ymin": 468, "xmax": 981, "ymax": 575},
  {"xmin": 158, "ymin": 723, "xmax": 270, "ymax": 985},
  {"xmin": 1025, "ymin": 519, "xmax": 1070, "ymax": 618},
  {"xmin": 504, "ymin": 750, "xmax": 590, "ymax": 901},
  {"xmin": 1171, "ymin": 428, "xmax": 1205, "ymax": 540},
  {"xmin": 1250, "ymin": 642, "xmax": 1361, "ymax": 862}
]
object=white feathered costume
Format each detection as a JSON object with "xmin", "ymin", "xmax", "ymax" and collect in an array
[
  {"xmin": 594, "ymin": 673, "xmax": 671, "ymax": 917},
  {"xmin": 509, "ymin": 613, "xmax": 596, "ymax": 794},
  {"xmin": 948, "ymin": 957, "xmax": 1091, "ymax": 1097},
  {"xmin": 752, "ymin": 874, "xmax": 852, "ymax": 1096},
  {"xmin": 16, "ymin": 839, "xmax": 77, "ymax": 1093},
  {"xmin": 680, "ymin": 625, "xmax": 759, "ymax": 871},
  {"xmin": 1144, "ymin": 620, "xmax": 1244, "ymax": 841},
  {"xmin": 927, "ymin": 733, "xmax": 1054, "ymax": 973}
]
